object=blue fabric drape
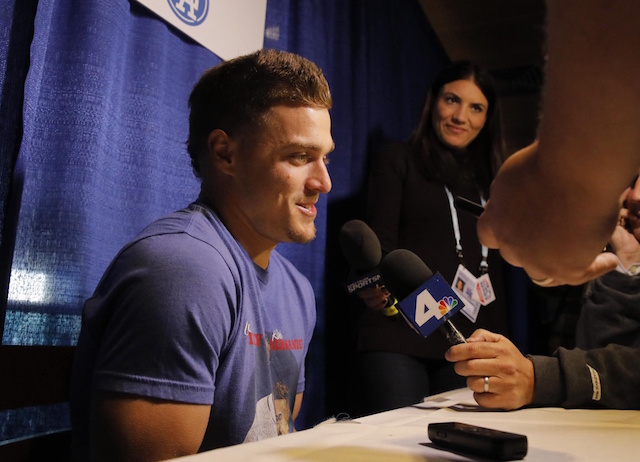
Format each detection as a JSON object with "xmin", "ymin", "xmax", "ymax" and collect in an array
[
  {"xmin": 1, "ymin": 0, "xmax": 448, "ymax": 437},
  {"xmin": 0, "ymin": 0, "xmax": 39, "ymax": 337},
  {"xmin": 4, "ymin": 1, "xmax": 212, "ymax": 345}
]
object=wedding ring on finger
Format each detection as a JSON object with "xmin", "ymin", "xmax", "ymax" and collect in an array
[{"xmin": 483, "ymin": 376, "xmax": 490, "ymax": 393}]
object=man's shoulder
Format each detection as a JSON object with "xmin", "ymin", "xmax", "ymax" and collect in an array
[
  {"xmin": 114, "ymin": 202, "xmax": 240, "ymax": 274},
  {"xmin": 134, "ymin": 202, "xmax": 214, "ymax": 237},
  {"xmin": 130, "ymin": 202, "xmax": 231, "ymax": 253}
]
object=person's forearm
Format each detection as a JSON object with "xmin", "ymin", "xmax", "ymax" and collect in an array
[
  {"xmin": 528, "ymin": 355, "xmax": 564, "ymax": 407},
  {"xmin": 478, "ymin": 1, "xmax": 640, "ymax": 284},
  {"xmin": 541, "ymin": 1, "xmax": 640, "ymax": 183},
  {"xmin": 535, "ymin": 345, "xmax": 640, "ymax": 410},
  {"xmin": 534, "ymin": 0, "xmax": 640, "ymax": 268}
]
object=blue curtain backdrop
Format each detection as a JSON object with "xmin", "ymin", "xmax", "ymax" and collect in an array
[{"xmin": 0, "ymin": 0, "xmax": 452, "ymax": 440}]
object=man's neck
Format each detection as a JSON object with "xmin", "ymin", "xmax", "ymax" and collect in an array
[{"xmin": 201, "ymin": 191, "xmax": 276, "ymax": 269}]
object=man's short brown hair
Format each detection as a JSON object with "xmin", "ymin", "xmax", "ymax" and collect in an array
[{"xmin": 187, "ymin": 49, "xmax": 332, "ymax": 177}]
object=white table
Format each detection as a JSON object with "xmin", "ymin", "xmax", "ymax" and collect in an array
[{"xmin": 171, "ymin": 388, "xmax": 640, "ymax": 461}]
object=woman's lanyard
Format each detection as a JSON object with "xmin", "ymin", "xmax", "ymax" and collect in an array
[{"xmin": 444, "ymin": 186, "xmax": 488, "ymax": 274}]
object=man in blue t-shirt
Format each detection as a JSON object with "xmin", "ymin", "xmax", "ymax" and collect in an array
[{"xmin": 70, "ymin": 49, "xmax": 335, "ymax": 461}]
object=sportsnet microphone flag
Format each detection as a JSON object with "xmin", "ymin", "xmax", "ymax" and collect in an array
[
  {"xmin": 396, "ymin": 273, "xmax": 466, "ymax": 338},
  {"xmin": 135, "ymin": 0, "xmax": 267, "ymax": 60}
]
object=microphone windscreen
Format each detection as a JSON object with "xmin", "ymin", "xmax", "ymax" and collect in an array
[
  {"xmin": 380, "ymin": 249, "xmax": 434, "ymax": 300},
  {"xmin": 339, "ymin": 220, "xmax": 382, "ymax": 271}
]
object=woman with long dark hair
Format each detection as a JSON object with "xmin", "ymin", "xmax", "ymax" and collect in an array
[{"xmin": 355, "ymin": 61, "xmax": 511, "ymax": 415}]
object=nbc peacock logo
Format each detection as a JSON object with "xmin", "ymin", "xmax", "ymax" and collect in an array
[
  {"xmin": 168, "ymin": 0, "xmax": 209, "ymax": 26},
  {"xmin": 438, "ymin": 296, "xmax": 458, "ymax": 316}
]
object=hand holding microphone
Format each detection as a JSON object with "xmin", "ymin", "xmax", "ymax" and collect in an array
[
  {"xmin": 339, "ymin": 220, "xmax": 398, "ymax": 316},
  {"xmin": 445, "ymin": 328, "xmax": 535, "ymax": 410},
  {"xmin": 340, "ymin": 220, "xmax": 467, "ymax": 344}
]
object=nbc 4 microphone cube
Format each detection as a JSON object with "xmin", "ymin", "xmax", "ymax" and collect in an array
[{"xmin": 395, "ymin": 273, "xmax": 466, "ymax": 339}]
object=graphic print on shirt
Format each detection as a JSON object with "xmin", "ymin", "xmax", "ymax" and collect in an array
[{"xmin": 243, "ymin": 323, "xmax": 304, "ymax": 442}]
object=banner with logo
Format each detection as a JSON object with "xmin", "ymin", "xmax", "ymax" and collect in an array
[
  {"xmin": 135, "ymin": 0, "xmax": 266, "ymax": 60},
  {"xmin": 396, "ymin": 273, "xmax": 466, "ymax": 338}
]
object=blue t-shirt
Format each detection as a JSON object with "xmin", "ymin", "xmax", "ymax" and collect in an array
[{"xmin": 70, "ymin": 201, "xmax": 316, "ymax": 455}]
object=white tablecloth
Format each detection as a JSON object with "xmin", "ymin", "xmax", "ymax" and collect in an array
[{"xmin": 170, "ymin": 388, "xmax": 640, "ymax": 461}]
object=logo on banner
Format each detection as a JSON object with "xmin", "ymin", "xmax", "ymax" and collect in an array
[
  {"xmin": 397, "ymin": 273, "xmax": 465, "ymax": 338},
  {"xmin": 168, "ymin": 0, "xmax": 209, "ymax": 26}
]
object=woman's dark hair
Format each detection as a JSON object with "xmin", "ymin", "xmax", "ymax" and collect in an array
[{"xmin": 409, "ymin": 61, "xmax": 504, "ymax": 195}]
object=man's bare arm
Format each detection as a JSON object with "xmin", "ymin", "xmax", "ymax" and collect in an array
[
  {"xmin": 90, "ymin": 391, "xmax": 210, "ymax": 462},
  {"xmin": 478, "ymin": 0, "xmax": 640, "ymax": 285}
]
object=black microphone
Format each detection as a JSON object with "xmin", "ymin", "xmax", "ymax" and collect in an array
[
  {"xmin": 339, "ymin": 219, "xmax": 398, "ymax": 316},
  {"xmin": 380, "ymin": 248, "xmax": 466, "ymax": 345}
]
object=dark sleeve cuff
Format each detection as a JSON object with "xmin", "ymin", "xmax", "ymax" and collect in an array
[{"xmin": 528, "ymin": 354, "xmax": 564, "ymax": 407}]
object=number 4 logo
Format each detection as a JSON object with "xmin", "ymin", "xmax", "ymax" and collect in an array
[
  {"xmin": 414, "ymin": 289, "xmax": 445, "ymax": 327},
  {"xmin": 396, "ymin": 273, "xmax": 464, "ymax": 337}
]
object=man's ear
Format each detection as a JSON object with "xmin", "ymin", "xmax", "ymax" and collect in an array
[{"xmin": 207, "ymin": 129, "xmax": 235, "ymax": 175}]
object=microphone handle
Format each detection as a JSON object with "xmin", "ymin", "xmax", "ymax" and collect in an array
[
  {"xmin": 381, "ymin": 295, "xmax": 399, "ymax": 316},
  {"xmin": 439, "ymin": 319, "xmax": 467, "ymax": 345}
]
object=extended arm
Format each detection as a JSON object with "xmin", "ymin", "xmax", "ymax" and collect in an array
[
  {"xmin": 448, "ymin": 195, "xmax": 640, "ymax": 410},
  {"xmin": 478, "ymin": 0, "xmax": 640, "ymax": 285},
  {"xmin": 90, "ymin": 391, "xmax": 210, "ymax": 461},
  {"xmin": 531, "ymin": 344, "xmax": 640, "ymax": 410},
  {"xmin": 448, "ymin": 267, "xmax": 640, "ymax": 410},
  {"xmin": 446, "ymin": 329, "xmax": 640, "ymax": 411}
]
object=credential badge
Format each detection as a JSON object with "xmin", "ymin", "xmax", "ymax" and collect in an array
[{"xmin": 167, "ymin": 0, "xmax": 209, "ymax": 26}]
